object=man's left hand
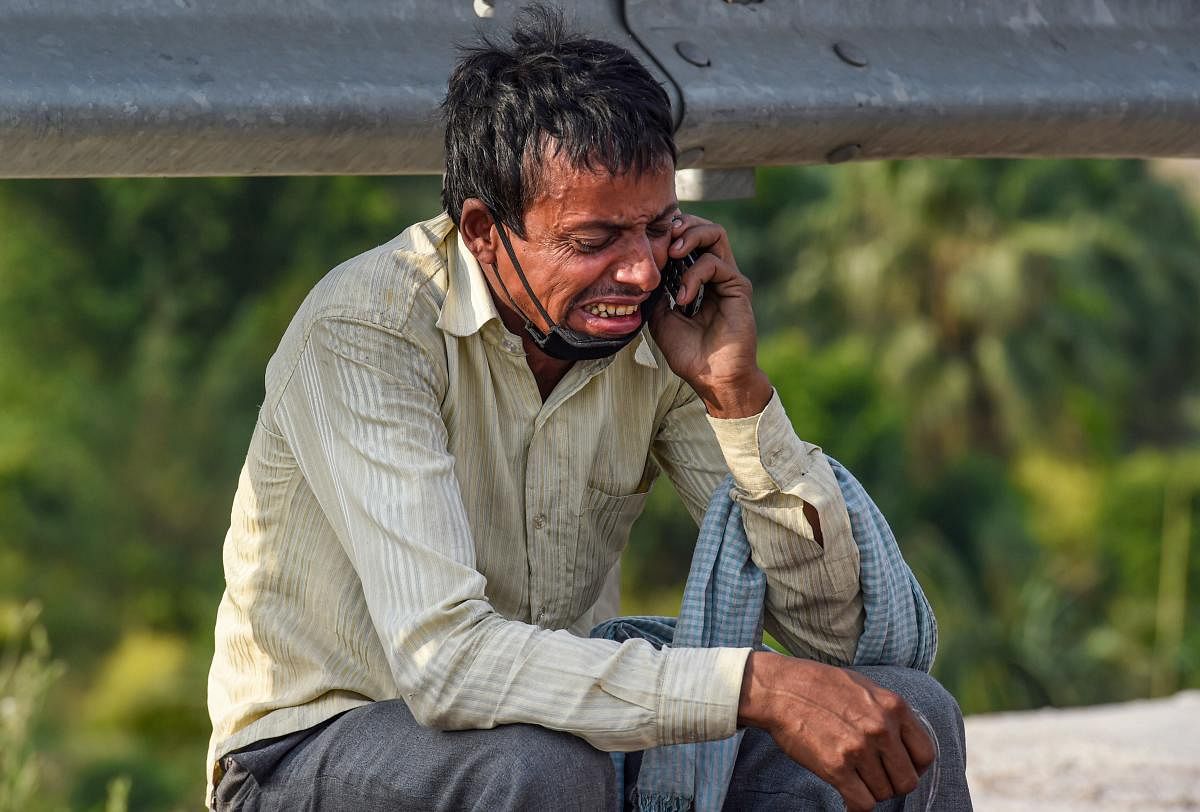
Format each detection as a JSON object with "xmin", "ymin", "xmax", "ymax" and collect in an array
[{"xmin": 650, "ymin": 212, "xmax": 773, "ymax": 419}]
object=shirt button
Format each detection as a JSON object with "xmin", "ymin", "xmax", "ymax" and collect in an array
[
  {"xmin": 532, "ymin": 513, "xmax": 547, "ymax": 529},
  {"xmin": 503, "ymin": 338, "xmax": 520, "ymax": 353}
]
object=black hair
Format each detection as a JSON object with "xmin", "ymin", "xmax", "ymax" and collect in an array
[{"xmin": 440, "ymin": 5, "xmax": 676, "ymax": 238}]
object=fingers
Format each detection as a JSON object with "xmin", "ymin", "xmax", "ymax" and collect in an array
[
  {"xmin": 847, "ymin": 690, "xmax": 916, "ymax": 806},
  {"xmin": 866, "ymin": 687, "xmax": 931, "ymax": 796},
  {"xmin": 879, "ymin": 740, "xmax": 922, "ymax": 797},
  {"xmin": 900, "ymin": 709, "xmax": 937, "ymax": 773},
  {"xmin": 664, "ymin": 211, "xmax": 746, "ymax": 312},
  {"xmin": 669, "ymin": 212, "xmax": 730, "ymax": 261},
  {"xmin": 855, "ymin": 755, "xmax": 897, "ymax": 805},
  {"xmin": 837, "ymin": 773, "xmax": 878, "ymax": 812},
  {"xmin": 671, "ymin": 247, "xmax": 750, "ymax": 310},
  {"xmin": 674, "ymin": 254, "xmax": 714, "ymax": 310}
]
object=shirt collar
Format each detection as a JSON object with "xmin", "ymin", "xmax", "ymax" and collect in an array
[
  {"xmin": 436, "ymin": 225, "xmax": 503, "ymax": 339},
  {"xmin": 433, "ymin": 215, "xmax": 658, "ymax": 369}
]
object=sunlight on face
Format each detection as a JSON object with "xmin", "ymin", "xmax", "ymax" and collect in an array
[{"xmin": 503, "ymin": 149, "xmax": 678, "ymax": 339}]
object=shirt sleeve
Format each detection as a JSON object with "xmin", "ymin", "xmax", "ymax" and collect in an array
[
  {"xmin": 653, "ymin": 384, "xmax": 864, "ymax": 665},
  {"xmin": 271, "ymin": 316, "xmax": 750, "ymax": 750}
]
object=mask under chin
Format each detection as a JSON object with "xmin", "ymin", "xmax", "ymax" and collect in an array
[
  {"xmin": 525, "ymin": 323, "xmax": 641, "ymax": 361},
  {"xmin": 487, "ymin": 215, "xmax": 642, "ymax": 362}
]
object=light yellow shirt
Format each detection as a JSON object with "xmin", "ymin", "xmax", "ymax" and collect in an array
[{"xmin": 205, "ymin": 212, "xmax": 863, "ymax": 804}]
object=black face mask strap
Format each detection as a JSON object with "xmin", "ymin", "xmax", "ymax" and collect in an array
[
  {"xmin": 481, "ymin": 251, "xmax": 543, "ymax": 340},
  {"xmin": 476, "ymin": 208, "xmax": 642, "ymax": 362},
  {"xmin": 490, "ymin": 217, "xmax": 557, "ymax": 335}
]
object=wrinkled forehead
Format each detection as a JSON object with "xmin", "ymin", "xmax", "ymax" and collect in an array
[
  {"xmin": 525, "ymin": 145, "xmax": 678, "ymax": 231},
  {"xmin": 525, "ymin": 131, "xmax": 676, "ymax": 201}
]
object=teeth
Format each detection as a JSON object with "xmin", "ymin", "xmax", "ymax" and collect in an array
[{"xmin": 585, "ymin": 303, "xmax": 638, "ymax": 317}]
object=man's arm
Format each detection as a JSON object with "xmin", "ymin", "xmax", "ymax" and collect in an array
[
  {"xmin": 649, "ymin": 211, "xmax": 863, "ymax": 663},
  {"xmin": 651, "ymin": 383, "xmax": 863, "ymax": 664},
  {"xmin": 650, "ymin": 213, "xmax": 934, "ymax": 812},
  {"xmin": 270, "ymin": 315, "xmax": 750, "ymax": 751},
  {"xmin": 652, "ymin": 383, "xmax": 859, "ymax": 662}
]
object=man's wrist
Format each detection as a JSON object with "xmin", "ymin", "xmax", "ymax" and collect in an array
[
  {"xmin": 737, "ymin": 649, "xmax": 781, "ymax": 729},
  {"xmin": 700, "ymin": 369, "xmax": 773, "ymax": 420}
]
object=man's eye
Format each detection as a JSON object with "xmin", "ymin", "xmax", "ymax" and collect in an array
[
  {"xmin": 574, "ymin": 238, "xmax": 611, "ymax": 254},
  {"xmin": 647, "ymin": 225, "xmax": 671, "ymax": 238}
]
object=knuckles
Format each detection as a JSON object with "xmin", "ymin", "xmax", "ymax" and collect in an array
[
  {"xmin": 840, "ymin": 741, "xmax": 869, "ymax": 766},
  {"xmin": 878, "ymin": 690, "xmax": 909, "ymax": 716},
  {"xmin": 826, "ymin": 736, "xmax": 870, "ymax": 777},
  {"xmin": 861, "ymin": 714, "xmax": 891, "ymax": 741}
]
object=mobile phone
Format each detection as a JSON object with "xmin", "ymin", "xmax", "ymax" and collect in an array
[{"xmin": 661, "ymin": 250, "xmax": 703, "ymax": 317}]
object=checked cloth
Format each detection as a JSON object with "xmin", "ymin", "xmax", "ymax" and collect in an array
[{"xmin": 591, "ymin": 457, "xmax": 937, "ymax": 811}]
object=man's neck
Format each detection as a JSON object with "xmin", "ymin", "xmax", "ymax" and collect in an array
[
  {"xmin": 491, "ymin": 291, "xmax": 573, "ymax": 401},
  {"xmin": 524, "ymin": 340, "xmax": 573, "ymax": 401}
]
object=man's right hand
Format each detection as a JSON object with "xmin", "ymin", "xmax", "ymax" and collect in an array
[{"xmin": 737, "ymin": 651, "xmax": 936, "ymax": 812}]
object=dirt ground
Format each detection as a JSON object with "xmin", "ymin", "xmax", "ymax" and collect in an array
[{"xmin": 964, "ymin": 690, "xmax": 1200, "ymax": 810}]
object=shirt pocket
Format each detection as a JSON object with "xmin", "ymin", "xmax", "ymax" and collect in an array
[{"xmin": 569, "ymin": 485, "xmax": 650, "ymax": 619}]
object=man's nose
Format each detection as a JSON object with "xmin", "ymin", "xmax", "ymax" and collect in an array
[{"xmin": 615, "ymin": 236, "xmax": 661, "ymax": 292}]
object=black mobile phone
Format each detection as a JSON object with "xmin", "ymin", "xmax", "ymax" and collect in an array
[{"xmin": 661, "ymin": 250, "xmax": 703, "ymax": 317}]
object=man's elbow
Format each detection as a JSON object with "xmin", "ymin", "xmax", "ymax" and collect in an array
[
  {"xmin": 393, "ymin": 660, "xmax": 480, "ymax": 731},
  {"xmin": 388, "ymin": 610, "xmax": 504, "ymax": 731}
]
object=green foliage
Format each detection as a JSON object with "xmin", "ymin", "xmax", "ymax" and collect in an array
[
  {"xmin": 0, "ymin": 176, "xmax": 444, "ymax": 809},
  {"xmin": 0, "ymin": 603, "xmax": 65, "ymax": 812},
  {"xmin": 628, "ymin": 160, "xmax": 1200, "ymax": 718},
  {"xmin": 104, "ymin": 776, "xmax": 131, "ymax": 812},
  {"xmin": 2, "ymin": 161, "xmax": 1199, "ymax": 808}
]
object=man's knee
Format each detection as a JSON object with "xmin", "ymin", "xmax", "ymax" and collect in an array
[
  {"xmin": 854, "ymin": 666, "xmax": 965, "ymax": 749},
  {"xmin": 482, "ymin": 724, "xmax": 615, "ymax": 809}
]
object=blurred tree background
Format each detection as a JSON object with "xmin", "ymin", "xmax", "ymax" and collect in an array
[{"xmin": 1, "ymin": 160, "xmax": 1198, "ymax": 809}]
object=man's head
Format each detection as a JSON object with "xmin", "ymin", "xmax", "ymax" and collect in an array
[
  {"xmin": 441, "ymin": 6, "xmax": 676, "ymax": 237},
  {"xmin": 442, "ymin": 7, "xmax": 680, "ymax": 360}
]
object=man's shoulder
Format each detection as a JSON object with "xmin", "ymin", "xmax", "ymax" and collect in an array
[
  {"xmin": 296, "ymin": 212, "xmax": 454, "ymax": 336},
  {"xmin": 263, "ymin": 214, "xmax": 454, "ymax": 395}
]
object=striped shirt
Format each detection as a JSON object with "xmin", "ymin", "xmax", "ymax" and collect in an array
[{"xmin": 205, "ymin": 212, "xmax": 864, "ymax": 803}]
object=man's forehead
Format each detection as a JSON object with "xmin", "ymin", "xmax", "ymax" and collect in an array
[
  {"xmin": 559, "ymin": 199, "xmax": 678, "ymax": 230},
  {"xmin": 534, "ymin": 153, "xmax": 678, "ymax": 230}
]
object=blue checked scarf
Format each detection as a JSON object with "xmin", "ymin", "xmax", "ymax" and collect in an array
[{"xmin": 591, "ymin": 456, "xmax": 937, "ymax": 811}]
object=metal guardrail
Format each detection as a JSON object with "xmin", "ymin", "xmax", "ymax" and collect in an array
[{"xmin": 1, "ymin": 1, "xmax": 1198, "ymax": 183}]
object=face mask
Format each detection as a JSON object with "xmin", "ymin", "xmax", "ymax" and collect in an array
[{"xmin": 488, "ymin": 216, "xmax": 643, "ymax": 362}]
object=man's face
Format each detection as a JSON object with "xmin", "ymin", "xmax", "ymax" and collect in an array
[{"xmin": 494, "ymin": 149, "xmax": 678, "ymax": 341}]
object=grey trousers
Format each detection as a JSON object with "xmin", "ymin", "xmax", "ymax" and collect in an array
[{"xmin": 213, "ymin": 666, "xmax": 971, "ymax": 811}]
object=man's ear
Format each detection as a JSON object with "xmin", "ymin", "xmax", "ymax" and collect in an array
[{"xmin": 459, "ymin": 199, "xmax": 499, "ymax": 267}]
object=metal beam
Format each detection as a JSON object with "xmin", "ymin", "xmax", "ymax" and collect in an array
[
  {"xmin": 1, "ymin": 1, "xmax": 1198, "ymax": 179},
  {"xmin": 632, "ymin": 0, "xmax": 1200, "ymax": 167}
]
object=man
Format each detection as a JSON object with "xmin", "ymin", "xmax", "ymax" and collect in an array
[{"xmin": 207, "ymin": 9, "xmax": 970, "ymax": 811}]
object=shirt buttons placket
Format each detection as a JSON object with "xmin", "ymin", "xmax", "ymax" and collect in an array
[{"xmin": 532, "ymin": 513, "xmax": 547, "ymax": 530}]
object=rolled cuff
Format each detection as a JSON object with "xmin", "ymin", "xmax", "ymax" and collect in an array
[
  {"xmin": 656, "ymin": 645, "xmax": 751, "ymax": 745},
  {"xmin": 706, "ymin": 390, "xmax": 818, "ymax": 494}
]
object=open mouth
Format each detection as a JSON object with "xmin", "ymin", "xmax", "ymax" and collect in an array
[
  {"xmin": 583, "ymin": 302, "xmax": 640, "ymax": 318},
  {"xmin": 575, "ymin": 301, "xmax": 643, "ymax": 336}
]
